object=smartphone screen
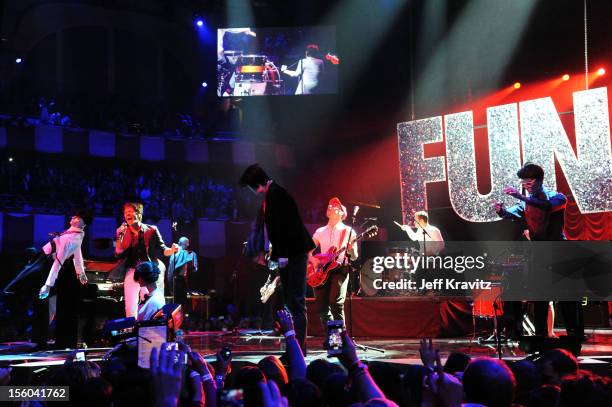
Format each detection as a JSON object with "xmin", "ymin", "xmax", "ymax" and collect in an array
[
  {"xmin": 326, "ymin": 320, "xmax": 344, "ymax": 356},
  {"xmin": 220, "ymin": 389, "xmax": 244, "ymax": 407},
  {"xmin": 75, "ymin": 351, "xmax": 85, "ymax": 362},
  {"xmin": 137, "ymin": 324, "xmax": 168, "ymax": 369}
]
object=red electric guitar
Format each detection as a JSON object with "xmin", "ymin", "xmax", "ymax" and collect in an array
[{"xmin": 307, "ymin": 225, "xmax": 378, "ymax": 288}]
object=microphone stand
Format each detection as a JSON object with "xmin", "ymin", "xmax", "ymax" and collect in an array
[{"xmin": 344, "ymin": 207, "xmax": 384, "ymax": 354}]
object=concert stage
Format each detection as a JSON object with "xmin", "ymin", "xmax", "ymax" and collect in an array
[{"xmin": 2, "ymin": 329, "xmax": 612, "ymax": 383}]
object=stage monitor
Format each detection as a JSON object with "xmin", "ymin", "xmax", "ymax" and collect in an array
[{"xmin": 217, "ymin": 26, "xmax": 338, "ymax": 97}]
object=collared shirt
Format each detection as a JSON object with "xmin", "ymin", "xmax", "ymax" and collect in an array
[
  {"xmin": 137, "ymin": 287, "xmax": 166, "ymax": 321},
  {"xmin": 313, "ymin": 222, "xmax": 358, "ymax": 264},
  {"xmin": 42, "ymin": 226, "xmax": 85, "ymax": 287},
  {"xmin": 168, "ymin": 247, "xmax": 198, "ymax": 276}
]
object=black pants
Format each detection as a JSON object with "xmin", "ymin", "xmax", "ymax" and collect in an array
[
  {"xmin": 55, "ymin": 265, "xmax": 81, "ymax": 349},
  {"xmin": 168, "ymin": 274, "xmax": 190, "ymax": 315},
  {"xmin": 279, "ymin": 253, "xmax": 308, "ymax": 352},
  {"xmin": 313, "ymin": 267, "xmax": 349, "ymax": 330}
]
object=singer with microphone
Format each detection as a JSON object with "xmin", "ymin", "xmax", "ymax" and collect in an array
[
  {"xmin": 399, "ymin": 211, "xmax": 444, "ymax": 256},
  {"xmin": 309, "ymin": 197, "xmax": 358, "ymax": 335},
  {"xmin": 115, "ymin": 202, "xmax": 179, "ymax": 318}
]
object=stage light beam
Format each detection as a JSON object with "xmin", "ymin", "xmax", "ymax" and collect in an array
[
  {"xmin": 597, "ymin": 67, "xmax": 606, "ymax": 76},
  {"xmin": 513, "ymin": 82, "xmax": 521, "ymax": 89},
  {"xmin": 195, "ymin": 18, "xmax": 204, "ymax": 27},
  {"xmin": 15, "ymin": 57, "xmax": 22, "ymax": 64},
  {"xmin": 201, "ymin": 82, "xmax": 208, "ymax": 88},
  {"xmin": 562, "ymin": 74, "xmax": 570, "ymax": 81}
]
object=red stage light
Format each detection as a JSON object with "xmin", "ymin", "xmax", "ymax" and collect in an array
[
  {"xmin": 562, "ymin": 74, "xmax": 570, "ymax": 81},
  {"xmin": 513, "ymin": 82, "xmax": 521, "ymax": 89},
  {"xmin": 597, "ymin": 67, "xmax": 606, "ymax": 76}
]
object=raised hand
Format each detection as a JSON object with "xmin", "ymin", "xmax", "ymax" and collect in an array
[
  {"xmin": 276, "ymin": 309, "xmax": 295, "ymax": 334},
  {"xmin": 419, "ymin": 338, "xmax": 435, "ymax": 370},
  {"xmin": 150, "ymin": 344, "xmax": 185, "ymax": 407}
]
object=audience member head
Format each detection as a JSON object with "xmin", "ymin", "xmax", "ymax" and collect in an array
[
  {"xmin": 306, "ymin": 358, "xmax": 333, "ymax": 389},
  {"xmin": 400, "ymin": 365, "xmax": 429, "ymax": 407},
  {"xmin": 322, "ymin": 372, "xmax": 351, "ymax": 407},
  {"xmin": 463, "ymin": 357, "xmax": 516, "ymax": 407},
  {"xmin": 133, "ymin": 261, "xmax": 160, "ymax": 287},
  {"xmin": 510, "ymin": 359, "xmax": 540, "ymax": 405},
  {"xmin": 368, "ymin": 362, "xmax": 403, "ymax": 405},
  {"xmin": 444, "ymin": 352, "xmax": 471, "ymax": 375},
  {"xmin": 233, "ymin": 365, "xmax": 266, "ymax": 406},
  {"xmin": 558, "ymin": 371, "xmax": 612, "ymax": 407},
  {"xmin": 538, "ymin": 348, "xmax": 579, "ymax": 385},
  {"xmin": 286, "ymin": 377, "xmax": 324, "ymax": 407},
  {"xmin": 526, "ymin": 384, "xmax": 560, "ymax": 407},
  {"xmin": 257, "ymin": 356, "xmax": 288, "ymax": 388}
]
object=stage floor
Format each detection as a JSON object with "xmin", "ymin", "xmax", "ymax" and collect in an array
[{"xmin": 3, "ymin": 329, "xmax": 611, "ymax": 378}]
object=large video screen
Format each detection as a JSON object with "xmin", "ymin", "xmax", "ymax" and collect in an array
[{"xmin": 217, "ymin": 26, "xmax": 338, "ymax": 97}]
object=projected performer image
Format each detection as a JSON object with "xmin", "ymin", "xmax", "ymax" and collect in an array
[
  {"xmin": 281, "ymin": 44, "xmax": 325, "ymax": 95},
  {"xmin": 217, "ymin": 26, "xmax": 337, "ymax": 96}
]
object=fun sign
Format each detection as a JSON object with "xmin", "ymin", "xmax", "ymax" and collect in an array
[{"xmin": 398, "ymin": 87, "xmax": 612, "ymax": 223}]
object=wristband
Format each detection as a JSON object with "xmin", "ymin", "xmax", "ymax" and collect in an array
[
  {"xmin": 284, "ymin": 330, "xmax": 296, "ymax": 338},
  {"xmin": 200, "ymin": 373, "xmax": 213, "ymax": 383},
  {"xmin": 348, "ymin": 361, "xmax": 367, "ymax": 376}
]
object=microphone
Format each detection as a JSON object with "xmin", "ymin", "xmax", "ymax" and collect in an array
[
  {"xmin": 118, "ymin": 222, "xmax": 128, "ymax": 241},
  {"xmin": 353, "ymin": 206, "xmax": 360, "ymax": 217}
]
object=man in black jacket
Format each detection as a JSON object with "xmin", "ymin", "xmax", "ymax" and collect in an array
[{"xmin": 239, "ymin": 164, "xmax": 315, "ymax": 351}]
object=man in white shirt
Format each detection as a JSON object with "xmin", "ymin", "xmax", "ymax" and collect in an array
[
  {"xmin": 133, "ymin": 261, "xmax": 166, "ymax": 321},
  {"xmin": 400, "ymin": 211, "xmax": 445, "ymax": 256},
  {"xmin": 310, "ymin": 197, "xmax": 358, "ymax": 332},
  {"xmin": 281, "ymin": 44, "xmax": 324, "ymax": 94},
  {"xmin": 37, "ymin": 212, "xmax": 91, "ymax": 349},
  {"xmin": 39, "ymin": 215, "xmax": 89, "ymax": 299}
]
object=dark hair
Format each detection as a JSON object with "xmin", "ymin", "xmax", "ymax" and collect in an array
[
  {"xmin": 306, "ymin": 359, "xmax": 333, "ymax": 389},
  {"xmin": 510, "ymin": 359, "xmax": 540, "ymax": 405},
  {"xmin": 305, "ymin": 44, "xmax": 320, "ymax": 57},
  {"xmin": 517, "ymin": 163, "xmax": 544, "ymax": 181},
  {"xmin": 539, "ymin": 348, "xmax": 578, "ymax": 381},
  {"xmin": 559, "ymin": 371, "xmax": 611, "ymax": 407},
  {"xmin": 238, "ymin": 164, "xmax": 270, "ymax": 189},
  {"xmin": 286, "ymin": 378, "xmax": 324, "ymax": 407},
  {"xmin": 368, "ymin": 362, "xmax": 403, "ymax": 405},
  {"xmin": 527, "ymin": 385, "xmax": 560, "ymax": 407},
  {"xmin": 133, "ymin": 261, "xmax": 160, "ymax": 284},
  {"xmin": 75, "ymin": 209, "xmax": 93, "ymax": 225},
  {"xmin": 258, "ymin": 356, "xmax": 288, "ymax": 388},
  {"xmin": 444, "ymin": 352, "xmax": 471, "ymax": 374},
  {"xmin": 463, "ymin": 358, "xmax": 516, "ymax": 407},
  {"xmin": 233, "ymin": 365, "xmax": 266, "ymax": 407}
]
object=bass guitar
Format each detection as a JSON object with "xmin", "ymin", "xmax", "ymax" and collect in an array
[{"xmin": 306, "ymin": 225, "xmax": 378, "ymax": 288}]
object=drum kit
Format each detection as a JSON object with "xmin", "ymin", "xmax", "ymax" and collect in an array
[
  {"xmin": 358, "ymin": 247, "xmax": 420, "ymax": 297},
  {"xmin": 225, "ymin": 51, "xmax": 283, "ymax": 96}
]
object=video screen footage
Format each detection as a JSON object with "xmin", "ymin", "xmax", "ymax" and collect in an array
[{"xmin": 217, "ymin": 26, "xmax": 338, "ymax": 97}]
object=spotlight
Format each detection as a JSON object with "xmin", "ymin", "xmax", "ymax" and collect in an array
[
  {"xmin": 562, "ymin": 74, "xmax": 570, "ymax": 81},
  {"xmin": 8, "ymin": 157, "xmax": 14, "ymax": 162},
  {"xmin": 513, "ymin": 82, "xmax": 521, "ymax": 89},
  {"xmin": 15, "ymin": 57, "xmax": 22, "ymax": 64},
  {"xmin": 201, "ymin": 82, "xmax": 208, "ymax": 88},
  {"xmin": 195, "ymin": 18, "xmax": 204, "ymax": 27},
  {"xmin": 597, "ymin": 67, "xmax": 605, "ymax": 76}
]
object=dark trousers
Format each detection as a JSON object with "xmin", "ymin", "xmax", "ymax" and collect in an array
[
  {"xmin": 55, "ymin": 266, "xmax": 81, "ymax": 349},
  {"xmin": 279, "ymin": 253, "xmax": 308, "ymax": 352},
  {"xmin": 313, "ymin": 267, "xmax": 349, "ymax": 330},
  {"xmin": 168, "ymin": 274, "xmax": 190, "ymax": 315},
  {"xmin": 31, "ymin": 297, "xmax": 50, "ymax": 347}
]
